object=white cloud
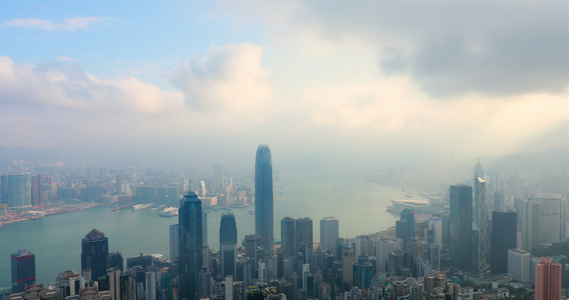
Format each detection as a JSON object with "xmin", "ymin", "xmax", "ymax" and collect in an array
[
  {"xmin": 169, "ymin": 44, "xmax": 272, "ymax": 118},
  {"xmin": 2, "ymin": 17, "xmax": 108, "ymax": 31},
  {"xmin": 57, "ymin": 56, "xmax": 77, "ymax": 62}
]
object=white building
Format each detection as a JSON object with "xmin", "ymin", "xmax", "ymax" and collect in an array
[{"xmin": 508, "ymin": 249, "xmax": 530, "ymax": 282}]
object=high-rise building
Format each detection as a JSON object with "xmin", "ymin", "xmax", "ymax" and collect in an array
[
  {"xmin": 81, "ymin": 229, "xmax": 109, "ymax": 280},
  {"xmin": 396, "ymin": 209, "xmax": 416, "ymax": 251},
  {"xmin": 490, "ymin": 211, "xmax": 517, "ymax": 274},
  {"xmin": 31, "ymin": 175, "xmax": 42, "ymax": 207},
  {"xmin": 472, "ymin": 176, "xmax": 488, "ymax": 273},
  {"xmin": 534, "ymin": 257, "xmax": 562, "ymax": 300},
  {"xmin": 536, "ymin": 193, "xmax": 565, "ymax": 247},
  {"xmin": 255, "ymin": 144, "xmax": 273, "ymax": 254},
  {"xmin": 11, "ymin": 249, "xmax": 36, "ymax": 293},
  {"xmin": 5, "ymin": 173, "xmax": 32, "ymax": 211},
  {"xmin": 109, "ymin": 252, "xmax": 124, "ymax": 272},
  {"xmin": 375, "ymin": 239, "xmax": 396, "ymax": 273},
  {"xmin": 428, "ymin": 217, "xmax": 443, "ymax": 247},
  {"xmin": 450, "ymin": 185, "xmax": 472, "ymax": 271},
  {"xmin": 520, "ymin": 200, "xmax": 541, "ymax": 251},
  {"xmin": 170, "ymin": 224, "xmax": 179, "ymax": 263},
  {"xmin": 178, "ymin": 191, "xmax": 203, "ymax": 300},
  {"xmin": 244, "ymin": 234, "xmax": 261, "ymax": 259},
  {"xmin": 320, "ymin": 217, "xmax": 339, "ymax": 253},
  {"xmin": 220, "ymin": 213, "xmax": 237, "ymax": 279},
  {"xmin": 281, "ymin": 217, "xmax": 296, "ymax": 258},
  {"xmin": 295, "ymin": 218, "xmax": 313, "ymax": 249},
  {"xmin": 507, "ymin": 249, "xmax": 530, "ymax": 282}
]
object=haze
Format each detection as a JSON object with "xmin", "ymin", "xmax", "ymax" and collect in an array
[{"xmin": 1, "ymin": 1, "xmax": 568, "ymax": 175}]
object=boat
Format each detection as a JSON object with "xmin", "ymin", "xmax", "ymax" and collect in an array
[
  {"xmin": 160, "ymin": 207, "xmax": 179, "ymax": 218},
  {"xmin": 133, "ymin": 203, "xmax": 153, "ymax": 211}
]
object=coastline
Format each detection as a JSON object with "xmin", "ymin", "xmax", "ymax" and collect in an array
[{"xmin": 0, "ymin": 202, "xmax": 102, "ymax": 228}]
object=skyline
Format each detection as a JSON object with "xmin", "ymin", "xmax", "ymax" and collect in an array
[{"xmin": 1, "ymin": 1, "xmax": 567, "ymax": 171}]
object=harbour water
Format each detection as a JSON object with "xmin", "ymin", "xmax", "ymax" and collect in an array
[{"xmin": 0, "ymin": 171, "xmax": 407, "ymax": 288}]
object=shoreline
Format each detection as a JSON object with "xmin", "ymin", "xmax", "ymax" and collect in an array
[{"xmin": 0, "ymin": 202, "xmax": 103, "ymax": 228}]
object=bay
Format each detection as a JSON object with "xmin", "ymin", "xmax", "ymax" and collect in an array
[{"xmin": 0, "ymin": 171, "xmax": 405, "ymax": 288}]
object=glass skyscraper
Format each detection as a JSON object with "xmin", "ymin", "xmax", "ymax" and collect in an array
[
  {"xmin": 6, "ymin": 173, "xmax": 31, "ymax": 211},
  {"xmin": 450, "ymin": 185, "xmax": 473, "ymax": 271},
  {"xmin": 179, "ymin": 191, "xmax": 203, "ymax": 300},
  {"xmin": 255, "ymin": 144, "xmax": 273, "ymax": 254},
  {"xmin": 219, "ymin": 212, "xmax": 237, "ymax": 279},
  {"xmin": 11, "ymin": 249, "xmax": 36, "ymax": 293},
  {"xmin": 490, "ymin": 211, "xmax": 517, "ymax": 274},
  {"xmin": 81, "ymin": 228, "xmax": 109, "ymax": 280}
]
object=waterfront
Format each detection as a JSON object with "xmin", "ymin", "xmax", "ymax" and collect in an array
[{"xmin": 0, "ymin": 171, "xmax": 409, "ymax": 288}]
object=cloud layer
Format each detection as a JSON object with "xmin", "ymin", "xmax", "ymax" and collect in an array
[{"xmin": 2, "ymin": 17, "xmax": 108, "ymax": 32}]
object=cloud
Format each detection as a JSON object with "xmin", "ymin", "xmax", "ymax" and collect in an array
[
  {"xmin": 57, "ymin": 56, "xmax": 77, "ymax": 62},
  {"xmin": 0, "ymin": 55, "xmax": 184, "ymax": 113},
  {"xmin": 222, "ymin": 1, "xmax": 569, "ymax": 97},
  {"xmin": 169, "ymin": 44, "xmax": 272, "ymax": 117},
  {"xmin": 2, "ymin": 17, "xmax": 108, "ymax": 31}
]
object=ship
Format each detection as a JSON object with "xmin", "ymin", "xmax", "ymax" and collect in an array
[
  {"xmin": 133, "ymin": 203, "xmax": 154, "ymax": 211},
  {"xmin": 160, "ymin": 207, "xmax": 179, "ymax": 218}
]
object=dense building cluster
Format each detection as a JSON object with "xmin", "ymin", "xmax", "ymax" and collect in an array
[{"xmin": 2, "ymin": 146, "xmax": 568, "ymax": 300}]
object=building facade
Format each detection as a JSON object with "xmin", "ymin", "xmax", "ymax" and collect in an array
[
  {"xmin": 178, "ymin": 191, "xmax": 204, "ymax": 300},
  {"xmin": 220, "ymin": 213, "xmax": 237, "ymax": 279},
  {"xmin": 320, "ymin": 217, "xmax": 339, "ymax": 253},
  {"xmin": 81, "ymin": 229, "xmax": 109, "ymax": 280},
  {"xmin": 11, "ymin": 249, "xmax": 36, "ymax": 293},
  {"xmin": 534, "ymin": 257, "xmax": 562, "ymax": 300},
  {"xmin": 254, "ymin": 144, "xmax": 273, "ymax": 254},
  {"xmin": 449, "ymin": 185, "xmax": 473, "ymax": 271},
  {"xmin": 491, "ymin": 211, "xmax": 517, "ymax": 274}
]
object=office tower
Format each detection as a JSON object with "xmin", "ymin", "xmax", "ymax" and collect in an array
[
  {"xmin": 281, "ymin": 217, "xmax": 296, "ymax": 258},
  {"xmin": 213, "ymin": 164, "xmax": 224, "ymax": 194},
  {"xmin": 109, "ymin": 252, "xmax": 124, "ymax": 272},
  {"xmin": 520, "ymin": 200, "xmax": 541, "ymax": 251},
  {"xmin": 396, "ymin": 209, "xmax": 416, "ymax": 251},
  {"xmin": 198, "ymin": 267, "xmax": 213, "ymax": 299},
  {"xmin": 170, "ymin": 224, "xmax": 179, "ymax": 263},
  {"xmin": 31, "ymin": 175, "xmax": 42, "ymax": 207},
  {"xmin": 449, "ymin": 185, "xmax": 473, "ymax": 271},
  {"xmin": 341, "ymin": 243, "xmax": 355, "ymax": 289},
  {"xmin": 375, "ymin": 239, "xmax": 396, "ymax": 273},
  {"xmin": 295, "ymin": 218, "xmax": 313, "ymax": 249},
  {"xmin": 320, "ymin": 217, "xmax": 339, "ymax": 252},
  {"xmin": 354, "ymin": 235, "xmax": 374, "ymax": 257},
  {"xmin": 255, "ymin": 144, "xmax": 274, "ymax": 254},
  {"xmin": 6, "ymin": 173, "xmax": 32, "ymax": 211},
  {"xmin": 493, "ymin": 191, "xmax": 505, "ymax": 211},
  {"xmin": 244, "ymin": 234, "xmax": 261, "ymax": 259},
  {"xmin": 178, "ymin": 191, "xmax": 204, "ymax": 300},
  {"xmin": 81, "ymin": 229, "xmax": 109, "ymax": 280},
  {"xmin": 507, "ymin": 249, "xmax": 530, "ymax": 282},
  {"xmin": 428, "ymin": 217, "xmax": 442, "ymax": 247},
  {"xmin": 537, "ymin": 193, "xmax": 565, "ymax": 247},
  {"xmin": 472, "ymin": 176, "xmax": 488, "ymax": 273},
  {"xmin": 534, "ymin": 257, "xmax": 562, "ymax": 300},
  {"xmin": 11, "ymin": 249, "xmax": 36, "ymax": 293},
  {"xmin": 490, "ymin": 211, "xmax": 517, "ymax": 274},
  {"xmin": 220, "ymin": 213, "xmax": 237, "ymax": 279},
  {"xmin": 126, "ymin": 254, "xmax": 153, "ymax": 269}
]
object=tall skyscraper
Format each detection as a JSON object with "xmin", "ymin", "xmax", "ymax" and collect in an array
[
  {"xmin": 5, "ymin": 173, "xmax": 31, "ymax": 211},
  {"xmin": 534, "ymin": 257, "xmax": 562, "ymax": 300},
  {"xmin": 255, "ymin": 144, "xmax": 273, "ymax": 254},
  {"xmin": 450, "ymin": 185, "xmax": 473, "ymax": 271},
  {"xmin": 281, "ymin": 217, "xmax": 296, "ymax": 258},
  {"xmin": 81, "ymin": 229, "xmax": 109, "ymax": 280},
  {"xmin": 295, "ymin": 217, "xmax": 313, "ymax": 249},
  {"xmin": 396, "ymin": 209, "xmax": 416, "ymax": 251},
  {"xmin": 178, "ymin": 191, "xmax": 203, "ymax": 300},
  {"xmin": 320, "ymin": 217, "xmax": 339, "ymax": 252},
  {"xmin": 31, "ymin": 175, "xmax": 42, "ymax": 207},
  {"xmin": 472, "ymin": 176, "xmax": 488, "ymax": 273},
  {"xmin": 11, "ymin": 249, "xmax": 36, "ymax": 293},
  {"xmin": 520, "ymin": 200, "xmax": 541, "ymax": 251},
  {"xmin": 428, "ymin": 217, "xmax": 443, "ymax": 247},
  {"xmin": 536, "ymin": 193, "xmax": 565, "ymax": 247},
  {"xmin": 490, "ymin": 211, "xmax": 517, "ymax": 274},
  {"xmin": 220, "ymin": 213, "xmax": 237, "ymax": 279}
]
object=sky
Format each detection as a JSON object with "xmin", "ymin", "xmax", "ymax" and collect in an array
[{"xmin": 1, "ymin": 1, "xmax": 568, "ymax": 171}]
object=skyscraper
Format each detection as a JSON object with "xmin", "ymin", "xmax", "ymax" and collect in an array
[
  {"xmin": 81, "ymin": 229, "xmax": 109, "ymax": 280},
  {"xmin": 472, "ymin": 176, "xmax": 488, "ymax": 273},
  {"xmin": 178, "ymin": 191, "xmax": 203, "ymax": 300},
  {"xmin": 31, "ymin": 175, "xmax": 42, "ymax": 207},
  {"xmin": 450, "ymin": 185, "xmax": 472, "ymax": 271},
  {"xmin": 534, "ymin": 257, "xmax": 562, "ymax": 300},
  {"xmin": 296, "ymin": 217, "xmax": 313, "ymax": 249},
  {"xmin": 5, "ymin": 173, "xmax": 31, "ymax": 211},
  {"xmin": 255, "ymin": 144, "xmax": 273, "ymax": 254},
  {"xmin": 220, "ymin": 213, "xmax": 237, "ymax": 279},
  {"xmin": 520, "ymin": 200, "xmax": 541, "ymax": 251},
  {"xmin": 320, "ymin": 217, "xmax": 339, "ymax": 252},
  {"xmin": 396, "ymin": 209, "xmax": 416, "ymax": 251},
  {"xmin": 490, "ymin": 211, "xmax": 517, "ymax": 274},
  {"xmin": 170, "ymin": 224, "xmax": 179, "ymax": 263},
  {"xmin": 281, "ymin": 217, "xmax": 296, "ymax": 258},
  {"xmin": 537, "ymin": 193, "xmax": 565, "ymax": 247},
  {"xmin": 11, "ymin": 249, "xmax": 36, "ymax": 293}
]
